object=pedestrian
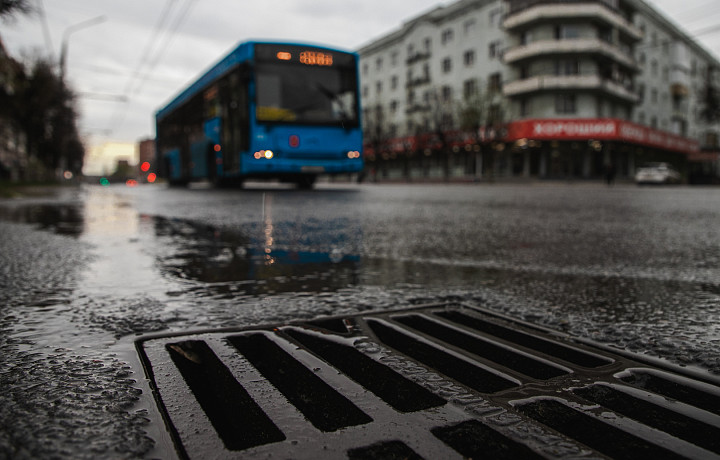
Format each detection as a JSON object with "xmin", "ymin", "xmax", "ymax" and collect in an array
[{"xmin": 604, "ymin": 163, "xmax": 616, "ymax": 185}]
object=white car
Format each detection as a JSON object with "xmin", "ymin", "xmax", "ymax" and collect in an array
[{"xmin": 635, "ymin": 163, "xmax": 681, "ymax": 185}]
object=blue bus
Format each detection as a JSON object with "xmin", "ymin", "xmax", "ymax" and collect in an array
[{"xmin": 155, "ymin": 41, "xmax": 364, "ymax": 188}]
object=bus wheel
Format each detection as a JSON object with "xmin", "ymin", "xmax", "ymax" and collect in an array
[{"xmin": 296, "ymin": 175, "xmax": 316, "ymax": 190}]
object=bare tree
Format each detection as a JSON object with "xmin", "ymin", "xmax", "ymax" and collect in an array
[
  {"xmin": 363, "ymin": 103, "xmax": 388, "ymax": 180},
  {"xmin": 701, "ymin": 65, "xmax": 720, "ymax": 123},
  {"xmin": 0, "ymin": 0, "xmax": 33, "ymax": 21},
  {"xmin": 456, "ymin": 83, "xmax": 507, "ymax": 178},
  {"xmin": 426, "ymin": 86, "xmax": 457, "ymax": 179},
  {"xmin": 12, "ymin": 56, "xmax": 84, "ymax": 179}
]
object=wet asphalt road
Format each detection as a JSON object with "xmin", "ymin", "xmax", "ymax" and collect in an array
[{"xmin": 1, "ymin": 181, "xmax": 720, "ymax": 458}]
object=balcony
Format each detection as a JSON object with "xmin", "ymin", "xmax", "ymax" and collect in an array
[
  {"xmin": 406, "ymin": 51, "xmax": 431, "ymax": 65},
  {"xmin": 503, "ymin": 2, "xmax": 643, "ymax": 42},
  {"xmin": 504, "ymin": 38, "xmax": 638, "ymax": 71},
  {"xmin": 503, "ymin": 74, "xmax": 639, "ymax": 103},
  {"xmin": 405, "ymin": 76, "xmax": 431, "ymax": 89}
]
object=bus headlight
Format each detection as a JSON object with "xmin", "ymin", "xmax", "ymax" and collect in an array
[
  {"xmin": 347, "ymin": 151, "xmax": 361, "ymax": 159},
  {"xmin": 254, "ymin": 150, "xmax": 274, "ymax": 159}
]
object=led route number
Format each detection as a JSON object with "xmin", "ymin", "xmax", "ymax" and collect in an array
[
  {"xmin": 300, "ymin": 51, "xmax": 333, "ymax": 66},
  {"xmin": 275, "ymin": 50, "xmax": 334, "ymax": 66}
]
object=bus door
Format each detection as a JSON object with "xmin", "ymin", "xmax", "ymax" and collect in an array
[
  {"xmin": 204, "ymin": 117, "xmax": 222, "ymax": 178},
  {"xmin": 164, "ymin": 148, "xmax": 182, "ymax": 181}
]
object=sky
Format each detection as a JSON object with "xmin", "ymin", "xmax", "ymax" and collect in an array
[{"xmin": 2, "ymin": 0, "xmax": 720, "ymax": 174}]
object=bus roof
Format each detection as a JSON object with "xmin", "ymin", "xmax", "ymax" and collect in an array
[{"xmin": 155, "ymin": 40, "xmax": 355, "ymax": 122}]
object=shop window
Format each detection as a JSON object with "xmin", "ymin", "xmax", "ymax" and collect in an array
[{"xmin": 555, "ymin": 94, "xmax": 576, "ymax": 114}]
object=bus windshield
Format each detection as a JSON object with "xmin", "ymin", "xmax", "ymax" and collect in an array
[{"xmin": 255, "ymin": 47, "xmax": 358, "ymax": 126}]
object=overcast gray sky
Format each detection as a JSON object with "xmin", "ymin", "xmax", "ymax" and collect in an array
[{"xmin": 2, "ymin": 0, "xmax": 720, "ymax": 173}]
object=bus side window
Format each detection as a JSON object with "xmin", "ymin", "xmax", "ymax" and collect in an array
[{"xmin": 220, "ymin": 67, "xmax": 249, "ymax": 173}]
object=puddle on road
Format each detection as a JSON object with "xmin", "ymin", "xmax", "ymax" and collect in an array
[
  {"xmin": 1, "ymin": 187, "xmax": 720, "ymax": 374},
  {"xmin": 0, "ymin": 202, "xmax": 85, "ymax": 236}
]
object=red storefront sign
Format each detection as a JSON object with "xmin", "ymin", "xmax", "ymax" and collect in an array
[{"xmin": 506, "ymin": 118, "xmax": 700, "ymax": 155}]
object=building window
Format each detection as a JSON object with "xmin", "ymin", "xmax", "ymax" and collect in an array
[
  {"xmin": 520, "ymin": 98, "xmax": 530, "ymax": 117},
  {"xmin": 488, "ymin": 73, "xmax": 502, "ymax": 92},
  {"xmin": 651, "ymin": 116, "xmax": 658, "ymax": 128},
  {"xmin": 555, "ymin": 25, "xmax": 580, "ymax": 40},
  {"xmin": 376, "ymin": 81, "xmax": 382, "ymax": 95},
  {"xmin": 519, "ymin": 64, "xmax": 529, "ymax": 79},
  {"xmin": 651, "ymin": 60, "xmax": 658, "ymax": 76},
  {"xmin": 362, "ymin": 63, "xmax": 369, "ymax": 75},
  {"xmin": 391, "ymin": 75, "xmax": 398, "ymax": 90},
  {"xmin": 391, "ymin": 51, "xmax": 399, "ymax": 67},
  {"xmin": 442, "ymin": 29, "xmax": 454, "ymax": 45},
  {"xmin": 489, "ymin": 8, "xmax": 502, "ymax": 26},
  {"xmin": 637, "ymin": 83, "xmax": 645, "ymax": 103},
  {"xmin": 441, "ymin": 86, "xmax": 453, "ymax": 102},
  {"xmin": 555, "ymin": 94, "xmax": 576, "ymax": 114},
  {"xmin": 363, "ymin": 86, "xmax": 368, "ymax": 98},
  {"xmin": 464, "ymin": 19, "xmax": 476, "ymax": 35},
  {"xmin": 651, "ymin": 88, "xmax": 658, "ymax": 103},
  {"xmin": 489, "ymin": 41, "xmax": 502, "ymax": 59},
  {"xmin": 390, "ymin": 100, "xmax": 398, "ymax": 114},
  {"xmin": 424, "ymin": 38, "xmax": 432, "ymax": 52},
  {"xmin": 555, "ymin": 59, "xmax": 579, "ymax": 76},
  {"xmin": 376, "ymin": 57, "xmax": 383, "ymax": 71},
  {"xmin": 520, "ymin": 30, "xmax": 531, "ymax": 45},
  {"xmin": 464, "ymin": 50, "xmax": 475, "ymax": 67},
  {"xmin": 442, "ymin": 57, "xmax": 452, "ymax": 73},
  {"xmin": 463, "ymin": 79, "xmax": 478, "ymax": 99}
]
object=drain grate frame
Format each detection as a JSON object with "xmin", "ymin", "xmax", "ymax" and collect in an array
[{"xmin": 136, "ymin": 303, "xmax": 720, "ymax": 459}]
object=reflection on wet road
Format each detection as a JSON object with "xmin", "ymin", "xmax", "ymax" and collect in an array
[{"xmin": 1, "ymin": 182, "xmax": 720, "ymax": 458}]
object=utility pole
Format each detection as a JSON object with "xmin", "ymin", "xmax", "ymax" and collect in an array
[{"xmin": 59, "ymin": 15, "xmax": 106, "ymax": 80}]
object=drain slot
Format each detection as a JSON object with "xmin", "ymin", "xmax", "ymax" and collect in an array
[
  {"xmin": 515, "ymin": 399, "xmax": 687, "ymax": 460},
  {"xmin": 431, "ymin": 420, "xmax": 543, "ymax": 459},
  {"xmin": 394, "ymin": 314, "xmax": 568, "ymax": 380},
  {"xmin": 435, "ymin": 310, "xmax": 612, "ymax": 368},
  {"xmin": 283, "ymin": 328, "xmax": 445, "ymax": 412},
  {"xmin": 347, "ymin": 440, "xmax": 423, "ymax": 460},
  {"xmin": 227, "ymin": 333, "xmax": 373, "ymax": 432},
  {"xmin": 366, "ymin": 319, "xmax": 518, "ymax": 393},
  {"xmin": 620, "ymin": 370, "xmax": 720, "ymax": 416},
  {"xmin": 166, "ymin": 340, "xmax": 285, "ymax": 451},
  {"xmin": 574, "ymin": 384, "xmax": 720, "ymax": 454},
  {"xmin": 138, "ymin": 304, "xmax": 720, "ymax": 458}
]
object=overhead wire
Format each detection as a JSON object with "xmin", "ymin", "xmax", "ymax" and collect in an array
[
  {"xmin": 104, "ymin": 0, "xmax": 198, "ymax": 138},
  {"xmin": 131, "ymin": 0, "xmax": 198, "ymax": 96}
]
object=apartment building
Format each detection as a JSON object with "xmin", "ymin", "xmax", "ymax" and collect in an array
[{"xmin": 358, "ymin": 0, "xmax": 720, "ymax": 181}]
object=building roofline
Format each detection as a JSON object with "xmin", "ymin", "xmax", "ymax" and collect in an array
[
  {"xmin": 629, "ymin": 0, "xmax": 720, "ymax": 65},
  {"xmin": 356, "ymin": 0, "xmax": 496, "ymax": 55},
  {"xmin": 358, "ymin": 0, "xmax": 720, "ymax": 67}
]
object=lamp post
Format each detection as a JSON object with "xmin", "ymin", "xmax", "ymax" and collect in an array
[{"xmin": 59, "ymin": 15, "xmax": 107, "ymax": 80}]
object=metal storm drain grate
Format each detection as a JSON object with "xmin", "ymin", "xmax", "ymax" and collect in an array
[{"xmin": 136, "ymin": 304, "xmax": 720, "ymax": 459}]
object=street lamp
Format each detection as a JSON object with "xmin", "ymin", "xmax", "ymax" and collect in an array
[{"xmin": 59, "ymin": 15, "xmax": 107, "ymax": 80}]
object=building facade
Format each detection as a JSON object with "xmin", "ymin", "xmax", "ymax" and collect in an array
[
  {"xmin": 0, "ymin": 36, "xmax": 27, "ymax": 181},
  {"xmin": 358, "ymin": 0, "xmax": 720, "ymax": 181}
]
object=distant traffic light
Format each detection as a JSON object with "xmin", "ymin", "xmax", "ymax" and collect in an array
[
  {"xmin": 140, "ymin": 161, "xmax": 151, "ymax": 172},
  {"xmin": 100, "ymin": 177, "xmax": 110, "ymax": 186}
]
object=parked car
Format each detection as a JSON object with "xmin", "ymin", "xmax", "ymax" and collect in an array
[{"xmin": 635, "ymin": 162, "xmax": 681, "ymax": 185}]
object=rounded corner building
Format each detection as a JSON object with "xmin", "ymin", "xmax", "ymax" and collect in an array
[{"xmin": 358, "ymin": 0, "xmax": 720, "ymax": 182}]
